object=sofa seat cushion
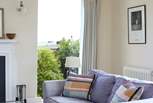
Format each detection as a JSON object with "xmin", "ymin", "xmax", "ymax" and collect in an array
[{"xmin": 46, "ymin": 96, "xmax": 93, "ymax": 103}]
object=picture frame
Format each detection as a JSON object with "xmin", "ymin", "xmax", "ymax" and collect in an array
[
  {"xmin": 128, "ymin": 5, "xmax": 146, "ymax": 44},
  {"xmin": 0, "ymin": 8, "xmax": 4, "ymax": 39}
]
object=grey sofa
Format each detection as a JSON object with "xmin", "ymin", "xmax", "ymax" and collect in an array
[{"xmin": 43, "ymin": 70, "xmax": 153, "ymax": 103}]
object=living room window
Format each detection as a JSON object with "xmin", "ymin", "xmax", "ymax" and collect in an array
[{"xmin": 37, "ymin": 0, "xmax": 81, "ymax": 96}]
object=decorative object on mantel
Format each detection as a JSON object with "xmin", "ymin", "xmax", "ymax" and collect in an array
[
  {"xmin": 128, "ymin": 5, "xmax": 146, "ymax": 44},
  {"xmin": 0, "ymin": 8, "xmax": 4, "ymax": 39},
  {"xmin": 16, "ymin": 84, "xmax": 27, "ymax": 103},
  {"xmin": 6, "ymin": 33, "xmax": 16, "ymax": 39}
]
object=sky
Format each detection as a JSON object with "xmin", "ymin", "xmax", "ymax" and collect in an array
[{"xmin": 38, "ymin": 0, "xmax": 81, "ymax": 44}]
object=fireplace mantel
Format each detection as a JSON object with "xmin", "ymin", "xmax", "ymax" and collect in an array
[{"xmin": 0, "ymin": 40, "xmax": 17, "ymax": 101}]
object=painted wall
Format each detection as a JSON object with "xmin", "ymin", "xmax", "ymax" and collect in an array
[
  {"xmin": 0, "ymin": 0, "xmax": 38, "ymax": 98},
  {"xmin": 97, "ymin": 0, "xmax": 153, "ymax": 75},
  {"xmin": 111, "ymin": 0, "xmax": 153, "ymax": 74}
]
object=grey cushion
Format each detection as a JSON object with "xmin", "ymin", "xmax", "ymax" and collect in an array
[
  {"xmin": 88, "ymin": 69, "xmax": 106, "ymax": 77},
  {"xmin": 91, "ymin": 75, "xmax": 115, "ymax": 103},
  {"xmin": 107, "ymin": 77, "xmax": 128, "ymax": 103},
  {"xmin": 133, "ymin": 82, "xmax": 153, "ymax": 99},
  {"xmin": 46, "ymin": 96, "xmax": 93, "ymax": 103},
  {"xmin": 89, "ymin": 69, "xmax": 116, "ymax": 103}
]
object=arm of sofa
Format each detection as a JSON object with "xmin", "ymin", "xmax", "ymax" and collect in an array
[{"xmin": 43, "ymin": 80, "xmax": 65, "ymax": 99}]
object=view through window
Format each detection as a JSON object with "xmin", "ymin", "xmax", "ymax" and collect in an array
[{"xmin": 37, "ymin": 0, "xmax": 82, "ymax": 96}]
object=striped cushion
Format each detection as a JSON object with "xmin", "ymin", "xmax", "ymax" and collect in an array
[
  {"xmin": 63, "ymin": 74, "xmax": 95, "ymax": 100},
  {"xmin": 111, "ymin": 83, "xmax": 144, "ymax": 103}
]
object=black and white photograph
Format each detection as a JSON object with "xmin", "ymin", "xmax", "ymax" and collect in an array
[
  {"xmin": 131, "ymin": 11, "xmax": 142, "ymax": 31},
  {"xmin": 128, "ymin": 5, "xmax": 146, "ymax": 44}
]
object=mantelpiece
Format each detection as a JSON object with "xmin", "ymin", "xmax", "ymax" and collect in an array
[{"xmin": 0, "ymin": 39, "xmax": 17, "ymax": 101}]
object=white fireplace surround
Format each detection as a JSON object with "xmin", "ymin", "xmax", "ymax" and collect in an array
[{"xmin": 0, "ymin": 40, "xmax": 17, "ymax": 101}]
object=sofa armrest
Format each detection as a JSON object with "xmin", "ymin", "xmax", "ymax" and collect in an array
[{"xmin": 43, "ymin": 80, "xmax": 65, "ymax": 99}]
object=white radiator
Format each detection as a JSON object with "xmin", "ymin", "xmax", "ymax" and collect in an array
[{"xmin": 123, "ymin": 66, "xmax": 153, "ymax": 81}]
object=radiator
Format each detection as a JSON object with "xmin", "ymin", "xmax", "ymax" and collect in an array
[{"xmin": 123, "ymin": 66, "xmax": 153, "ymax": 81}]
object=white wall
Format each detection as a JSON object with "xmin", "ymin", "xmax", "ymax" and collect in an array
[
  {"xmin": 0, "ymin": 0, "xmax": 38, "ymax": 98},
  {"xmin": 111, "ymin": 0, "xmax": 153, "ymax": 74},
  {"xmin": 97, "ymin": 0, "xmax": 153, "ymax": 75}
]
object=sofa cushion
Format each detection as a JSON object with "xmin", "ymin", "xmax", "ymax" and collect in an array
[
  {"xmin": 111, "ymin": 83, "xmax": 144, "ymax": 103},
  {"xmin": 46, "ymin": 96, "xmax": 93, "ymax": 103},
  {"xmin": 91, "ymin": 75, "xmax": 115, "ymax": 103},
  {"xmin": 133, "ymin": 82, "xmax": 153, "ymax": 99},
  {"xmin": 88, "ymin": 69, "xmax": 106, "ymax": 77},
  {"xmin": 107, "ymin": 77, "xmax": 128, "ymax": 103},
  {"xmin": 63, "ymin": 74, "xmax": 95, "ymax": 100}
]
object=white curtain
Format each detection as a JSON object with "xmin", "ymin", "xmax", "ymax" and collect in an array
[{"xmin": 81, "ymin": 0, "xmax": 97, "ymax": 74}]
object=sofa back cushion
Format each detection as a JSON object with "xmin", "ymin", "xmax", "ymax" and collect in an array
[
  {"xmin": 107, "ymin": 77, "xmax": 128, "ymax": 103},
  {"xmin": 90, "ymin": 75, "xmax": 115, "ymax": 103},
  {"xmin": 133, "ymin": 82, "xmax": 153, "ymax": 99},
  {"xmin": 88, "ymin": 69, "xmax": 107, "ymax": 77}
]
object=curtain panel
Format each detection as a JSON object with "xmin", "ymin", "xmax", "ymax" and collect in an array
[{"xmin": 81, "ymin": 0, "xmax": 97, "ymax": 74}]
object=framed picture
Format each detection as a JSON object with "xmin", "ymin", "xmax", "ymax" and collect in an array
[
  {"xmin": 0, "ymin": 8, "xmax": 4, "ymax": 39},
  {"xmin": 128, "ymin": 5, "xmax": 146, "ymax": 44}
]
